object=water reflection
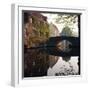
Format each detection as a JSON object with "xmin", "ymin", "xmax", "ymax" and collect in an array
[
  {"xmin": 24, "ymin": 47, "xmax": 79, "ymax": 77},
  {"xmin": 47, "ymin": 57, "xmax": 79, "ymax": 76}
]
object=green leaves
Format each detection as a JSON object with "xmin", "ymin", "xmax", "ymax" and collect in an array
[
  {"xmin": 61, "ymin": 26, "xmax": 73, "ymax": 36},
  {"xmin": 55, "ymin": 14, "xmax": 78, "ymax": 27}
]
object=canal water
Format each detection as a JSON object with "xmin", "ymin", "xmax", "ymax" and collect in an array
[{"xmin": 47, "ymin": 56, "xmax": 79, "ymax": 76}]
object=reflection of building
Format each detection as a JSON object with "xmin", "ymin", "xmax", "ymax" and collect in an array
[{"xmin": 49, "ymin": 23, "xmax": 60, "ymax": 37}]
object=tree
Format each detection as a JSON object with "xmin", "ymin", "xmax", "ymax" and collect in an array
[
  {"xmin": 55, "ymin": 14, "xmax": 78, "ymax": 30},
  {"xmin": 55, "ymin": 14, "xmax": 77, "ymax": 24},
  {"xmin": 60, "ymin": 26, "xmax": 72, "ymax": 36}
]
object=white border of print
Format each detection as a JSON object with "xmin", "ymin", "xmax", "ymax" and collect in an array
[{"xmin": 11, "ymin": 4, "xmax": 87, "ymax": 87}]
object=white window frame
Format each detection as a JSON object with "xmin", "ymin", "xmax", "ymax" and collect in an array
[{"xmin": 11, "ymin": 4, "xmax": 87, "ymax": 87}]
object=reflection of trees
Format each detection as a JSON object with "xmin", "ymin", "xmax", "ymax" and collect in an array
[
  {"xmin": 24, "ymin": 49, "xmax": 49, "ymax": 77},
  {"xmin": 55, "ymin": 61, "xmax": 78, "ymax": 76}
]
